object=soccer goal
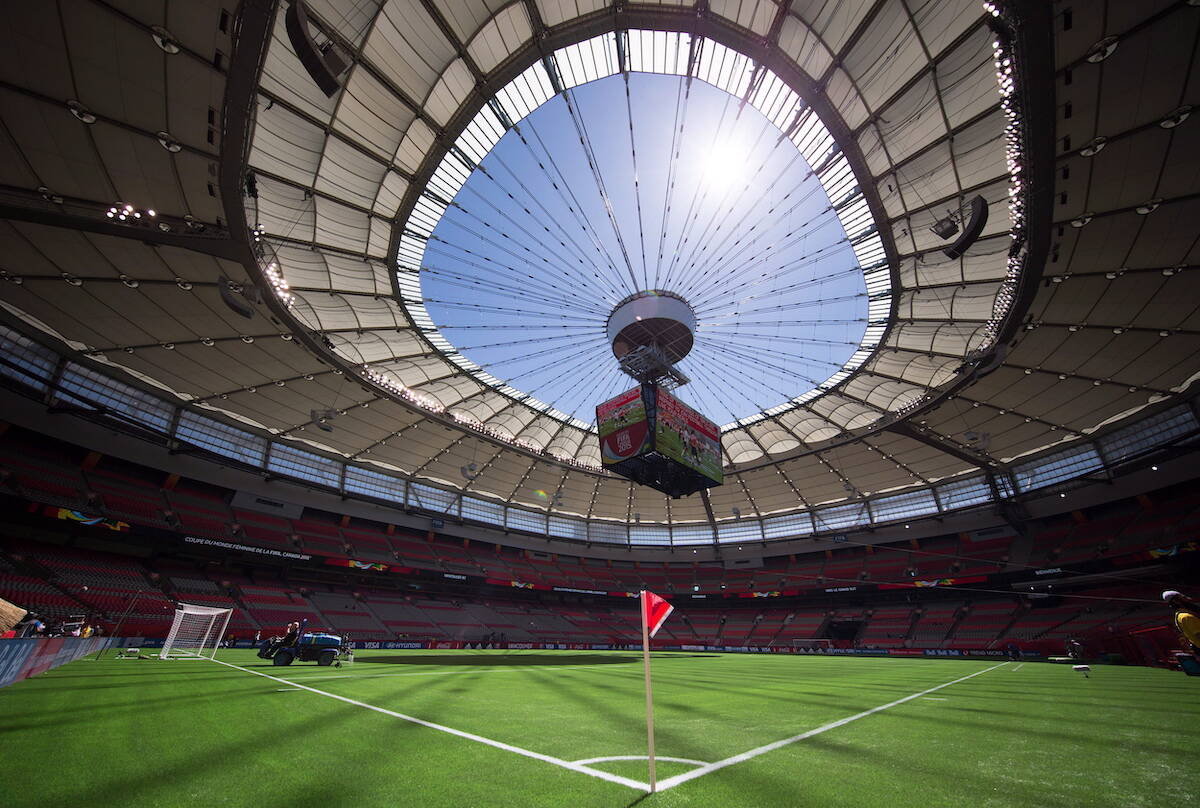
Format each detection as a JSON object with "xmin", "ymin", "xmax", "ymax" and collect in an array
[
  {"xmin": 788, "ymin": 638, "xmax": 834, "ymax": 652},
  {"xmin": 160, "ymin": 603, "xmax": 232, "ymax": 660}
]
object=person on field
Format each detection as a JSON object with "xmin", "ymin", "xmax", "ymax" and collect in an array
[
  {"xmin": 282, "ymin": 621, "xmax": 300, "ymax": 646},
  {"xmin": 1163, "ymin": 590, "xmax": 1200, "ymax": 653}
]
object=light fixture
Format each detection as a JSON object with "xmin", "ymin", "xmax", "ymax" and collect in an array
[
  {"xmin": 1085, "ymin": 36, "xmax": 1118, "ymax": 63},
  {"xmin": 119, "ymin": 274, "xmax": 139, "ymax": 288},
  {"xmin": 1079, "ymin": 136, "xmax": 1106, "ymax": 157},
  {"xmin": 151, "ymin": 26, "xmax": 181, "ymax": 54},
  {"xmin": 200, "ymin": 337, "xmax": 215, "ymax": 346},
  {"xmin": 1070, "ymin": 214, "xmax": 1092, "ymax": 228},
  {"xmin": 1159, "ymin": 105, "xmax": 1192, "ymax": 129},
  {"xmin": 67, "ymin": 100, "xmax": 96, "ymax": 124},
  {"xmin": 156, "ymin": 132, "xmax": 182, "ymax": 153},
  {"xmin": 1151, "ymin": 465, "xmax": 1158, "ymax": 471},
  {"xmin": 1135, "ymin": 199, "xmax": 1161, "ymax": 215}
]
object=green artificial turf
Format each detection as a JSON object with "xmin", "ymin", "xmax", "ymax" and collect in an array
[{"xmin": 1, "ymin": 649, "xmax": 1196, "ymax": 807}]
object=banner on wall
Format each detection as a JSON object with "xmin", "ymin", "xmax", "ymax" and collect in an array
[
  {"xmin": 324, "ymin": 558, "xmax": 396, "ymax": 572},
  {"xmin": 47, "ymin": 507, "xmax": 129, "ymax": 532},
  {"xmin": 0, "ymin": 637, "xmax": 117, "ymax": 689},
  {"xmin": 182, "ymin": 535, "xmax": 312, "ymax": 561},
  {"xmin": 878, "ymin": 574, "xmax": 987, "ymax": 590}
]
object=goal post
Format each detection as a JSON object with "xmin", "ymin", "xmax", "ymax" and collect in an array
[
  {"xmin": 160, "ymin": 603, "xmax": 232, "ymax": 660},
  {"xmin": 788, "ymin": 638, "xmax": 834, "ymax": 651}
]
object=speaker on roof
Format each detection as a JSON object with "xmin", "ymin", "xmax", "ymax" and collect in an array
[
  {"xmin": 286, "ymin": 0, "xmax": 350, "ymax": 98},
  {"xmin": 941, "ymin": 195, "xmax": 989, "ymax": 260}
]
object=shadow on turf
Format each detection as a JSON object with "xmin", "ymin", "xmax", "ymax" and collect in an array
[{"xmin": 353, "ymin": 653, "xmax": 718, "ymax": 667}]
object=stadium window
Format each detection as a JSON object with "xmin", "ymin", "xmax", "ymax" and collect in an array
[
  {"xmin": 57, "ymin": 364, "xmax": 173, "ymax": 433},
  {"xmin": 408, "ymin": 482, "xmax": 457, "ymax": 513},
  {"xmin": 670, "ymin": 523, "xmax": 712, "ymax": 545},
  {"xmin": 549, "ymin": 514, "xmax": 589, "ymax": 541},
  {"xmin": 461, "ymin": 495, "xmax": 505, "ymax": 526},
  {"xmin": 588, "ymin": 520, "xmax": 628, "ymax": 544},
  {"xmin": 1013, "ymin": 444, "xmax": 1105, "ymax": 492},
  {"xmin": 869, "ymin": 489, "xmax": 939, "ymax": 523},
  {"xmin": 628, "ymin": 523, "xmax": 671, "ymax": 545},
  {"xmin": 0, "ymin": 326, "xmax": 57, "ymax": 392},
  {"xmin": 1099, "ymin": 405, "xmax": 1197, "ymax": 464},
  {"xmin": 505, "ymin": 507, "xmax": 547, "ymax": 534},
  {"xmin": 934, "ymin": 475, "xmax": 993, "ymax": 510},
  {"xmin": 761, "ymin": 511, "xmax": 815, "ymax": 539},
  {"xmin": 716, "ymin": 519, "xmax": 763, "ymax": 543},
  {"xmin": 266, "ymin": 443, "xmax": 340, "ymax": 488},
  {"xmin": 813, "ymin": 502, "xmax": 870, "ymax": 531},
  {"xmin": 344, "ymin": 465, "xmax": 406, "ymax": 504},
  {"xmin": 176, "ymin": 410, "xmax": 267, "ymax": 467}
]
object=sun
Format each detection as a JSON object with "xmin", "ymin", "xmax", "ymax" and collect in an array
[{"xmin": 702, "ymin": 137, "xmax": 751, "ymax": 190}]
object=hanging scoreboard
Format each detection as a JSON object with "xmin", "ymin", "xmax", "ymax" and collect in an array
[{"xmin": 596, "ymin": 384, "xmax": 722, "ymax": 498}]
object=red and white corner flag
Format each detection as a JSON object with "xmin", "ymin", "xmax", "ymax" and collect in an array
[
  {"xmin": 639, "ymin": 590, "xmax": 673, "ymax": 791},
  {"xmin": 642, "ymin": 589, "xmax": 674, "ymax": 639}
]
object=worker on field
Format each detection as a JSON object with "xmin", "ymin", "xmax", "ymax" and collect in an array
[
  {"xmin": 282, "ymin": 621, "xmax": 300, "ymax": 646},
  {"xmin": 1163, "ymin": 590, "xmax": 1200, "ymax": 653}
]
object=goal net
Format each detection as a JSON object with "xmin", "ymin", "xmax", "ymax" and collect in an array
[
  {"xmin": 789, "ymin": 638, "xmax": 834, "ymax": 652},
  {"xmin": 160, "ymin": 603, "xmax": 232, "ymax": 660}
]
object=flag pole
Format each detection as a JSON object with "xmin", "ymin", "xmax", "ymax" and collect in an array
[{"xmin": 640, "ymin": 590, "xmax": 657, "ymax": 792}]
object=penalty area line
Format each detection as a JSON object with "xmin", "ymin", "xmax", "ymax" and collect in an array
[
  {"xmin": 209, "ymin": 658, "xmax": 649, "ymax": 792},
  {"xmin": 654, "ymin": 661, "xmax": 1011, "ymax": 792}
]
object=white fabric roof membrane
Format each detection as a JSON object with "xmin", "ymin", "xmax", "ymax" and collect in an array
[{"xmin": 0, "ymin": 0, "xmax": 1196, "ymax": 533}]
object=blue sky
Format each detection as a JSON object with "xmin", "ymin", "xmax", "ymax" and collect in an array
[{"xmin": 423, "ymin": 72, "xmax": 867, "ymax": 427}]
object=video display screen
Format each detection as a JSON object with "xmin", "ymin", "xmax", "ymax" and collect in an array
[
  {"xmin": 653, "ymin": 386, "xmax": 723, "ymax": 484},
  {"xmin": 597, "ymin": 386, "xmax": 650, "ymax": 465}
]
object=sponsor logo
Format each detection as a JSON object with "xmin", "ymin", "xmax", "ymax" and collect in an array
[
  {"xmin": 1034, "ymin": 567, "xmax": 1064, "ymax": 575},
  {"xmin": 508, "ymin": 643, "xmax": 534, "ymax": 650},
  {"xmin": 553, "ymin": 586, "xmax": 607, "ymax": 595},
  {"xmin": 443, "ymin": 573, "xmax": 467, "ymax": 580}
]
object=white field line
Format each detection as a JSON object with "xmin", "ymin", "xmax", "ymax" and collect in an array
[
  {"xmin": 922, "ymin": 697, "xmax": 948, "ymax": 701},
  {"xmin": 574, "ymin": 755, "xmax": 709, "ymax": 767},
  {"xmin": 653, "ymin": 661, "xmax": 1010, "ymax": 792},
  {"xmin": 1012, "ymin": 663, "xmax": 1024, "ymax": 671},
  {"xmin": 210, "ymin": 658, "xmax": 649, "ymax": 791},
  {"xmin": 283, "ymin": 663, "xmax": 627, "ymax": 682}
]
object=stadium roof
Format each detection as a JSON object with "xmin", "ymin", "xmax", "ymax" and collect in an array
[{"xmin": 0, "ymin": 0, "xmax": 1197, "ymax": 543}]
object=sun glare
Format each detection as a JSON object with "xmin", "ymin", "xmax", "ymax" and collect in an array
[{"xmin": 703, "ymin": 138, "xmax": 750, "ymax": 189}]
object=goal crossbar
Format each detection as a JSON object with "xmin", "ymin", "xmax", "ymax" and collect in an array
[{"xmin": 160, "ymin": 602, "xmax": 232, "ymax": 660}]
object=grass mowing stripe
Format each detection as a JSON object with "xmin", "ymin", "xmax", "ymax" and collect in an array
[
  {"xmin": 654, "ymin": 661, "xmax": 1010, "ymax": 792},
  {"xmin": 208, "ymin": 657, "xmax": 651, "ymax": 792}
]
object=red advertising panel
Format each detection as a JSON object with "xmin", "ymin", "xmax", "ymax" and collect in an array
[{"xmin": 597, "ymin": 386, "xmax": 650, "ymax": 465}]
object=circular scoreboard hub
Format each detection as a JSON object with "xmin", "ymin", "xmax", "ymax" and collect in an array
[{"xmin": 606, "ymin": 290, "xmax": 697, "ymax": 363}]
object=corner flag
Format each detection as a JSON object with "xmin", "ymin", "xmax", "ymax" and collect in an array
[
  {"xmin": 642, "ymin": 590, "xmax": 674, "ymax": 639},
  {"xmin": 639, "ymin": 590, "xmax": 673, "ymax": 791}
]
